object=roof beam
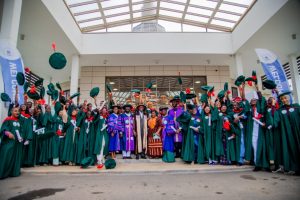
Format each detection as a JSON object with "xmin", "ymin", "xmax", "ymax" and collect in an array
[
  {"xmin": 129, "ymin": 0, "xmax": 133, "ymax": 23},
  {"xmin": 68, "ymin": 0, "xmax": 96, "ymax": 8},
  {"xmin": 96, "ymin": 0, "xmax": 107, "ymax": 28},
  {"xmin": 181, "ymin": 0, "xmax": 190, "ymax": 23},
  {"xmin": 207, "ymin": 0, "xmax": 223, "ymax": 27}
]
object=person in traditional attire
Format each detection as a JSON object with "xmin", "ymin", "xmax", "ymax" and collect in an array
[
  {"xmin": 274, "ymin": 92, "xmax": 300, "ymax": 175},
  {"xmin": 107, "ymin": 105, "xmax": 120, "ymax": 159},
  {"xmin": 245, "ymin": 97, "xmax": 269, "ymax": 171},
  {"xmin": 147, "ymin": 109, "xmax": 163, "ymax": 158},
  {"xmin": 134, "ymin": 104, "xmax": 148, "ymax": 159},
  {"xmin": 94, "ymin": 107, "xmax": 109, "ymax": 169},
  {"xmin": 168, "ymin": 96, "xmax": 183, "ymax": 158},
  {"xmin": 117, "ymin": 104, "xmax": 135, "ymax": 159},
  {"xmin": 162, "ymin": 115, "xmax": 176, "ymax": 163},
  {"xmin": 0, "ymin": 107, "xmax": 23, "ymax": 179}
]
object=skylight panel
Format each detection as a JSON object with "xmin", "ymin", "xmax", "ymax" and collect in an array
[
  {"xmin": 185, "ymin": 14, "xmax": 209, "ymax": 23},
  {"xmin": 187, "ymin": 6, "xmax": 213, "ymax": 16},
  {"xmin": 211, "ymin": 19, "xmax": 235, "ymax": 28},
  {"xmin": 214, "ymin": 12, "xmax": 240, "ymax": 21},
  {"xmin": 78, "ymin": 19, "xmax": 103, "ymax": 28},
  {"xmin": 104, "ymin": 6, "xmax": 130, "ymax": 16},
  {"xmin": 101, "ymin": 0, "xmax": 129, "ymax": 8},
  {"xmin": 219, "ymin": 3, "xmax": 247, "ymax": 14},
  {"xmin": 160, "ymin": 10, "xmax": 183, "ymax": 18},
  {"xmin": 70, "ymin": 3, "xmax": 99, "ymax": 14},
  {"xmin": 74, "ymin": 12, "xmax": 101, "ymax": 21},
  {"xmin": 106, "ymin": 14, "xmax": 130, "ymax": 23},
  {"xmin": 189, "ymin": 0, "xmax": 217, "ymax": 9},
  {"xmin": 160, "ymin": 2, "xmax": 185, "ymax": 11}
]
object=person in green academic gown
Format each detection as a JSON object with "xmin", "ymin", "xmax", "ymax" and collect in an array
[
  {"xmin": 230, "ymin": 99, "xmax": 249, "ymax": 166},
  {"xmin": 264, "ymin": 97, "xmax": 280, "ymax": 171},
  {"xmin": 77, "ymin": 110, "xmax": 97, "ymax": 165},
  {"xmin": 274, "ymin": 92, "xmax": 300, "ymax": 174},
  {"xmin": 38, "ymin": 105, "xmax": 55, "ymax": 165},
  {"xmin": 19, "ymin": 104, "xmax": 34, "ymax": 167},
  {"xmin": 245, "ymin": 97, "xmax": 269, "ymax": 171},
  {"xmin": 215, "ymin": 104, "xmax": 236, "ymax": 165},
  {"xmin": 52, "ymin": 108, "xmax": 65, "ymax": 166},
  {"xmin": 61, "ymin": 106, "xmax": 80, "ymax": 165},
  {"xmin": 200, "ymin": 104, "xmax": 215, "ymax": 164},
  {"xmin": 0, "ymin": 107, "xmax": 23, "ymax": 179},
  {"xmin": 94, "ymin": 107, "xmax": 109, "ymax": 169}
]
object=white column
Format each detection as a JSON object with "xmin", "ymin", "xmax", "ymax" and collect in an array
[
  {"xmin": 70, "ymin": 54, "xmax": 80, "ymax": 105},
  {"xmin": 0, "ymin": 0, "xmax": 23, "ymax": 45},
  {"xmin": 0, "ymin": 0, "xmax": 22, "ymax": 121},
  {"xmin": 230, "ymin": 53, "xmax": 244, "ymax": 96},
  {"xmin": 289, "ymin": 54, "xmax": 300, "ymax": 103}
]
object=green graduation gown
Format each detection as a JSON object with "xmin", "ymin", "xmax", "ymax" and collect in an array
[
  {"xmin": 274, "ymin": 104, "xmax": 300, "ymax": 172},
  {"xmin": 52, "ymin": 115, "xmax": 64, "ymax": 161},
  {"xmin": 177, "ymin": 111, "xmax": 191, "ymax": 161},
  {"xmin": 38, "ymin": 112, "xmax": 55, "ymax": 164},
  {"xmin": 214, "ymin": 112, "xmax": 236, "ymax": 162},
  {"xmin": 200, "ymin": 112, "xmax": 215, "ymax": 161},
  {"xmin": 0, "ymin": 117, "xmax": 23, "ymax": 179},
  {"xmin": 20, "ymin": 113, "xmax": 34, "ymax": 167},
  {"xmin": 245, "ymin": 105, "xmax": 269, "ymax": 168},
  {"xmin": 94, "ymin": 116, "xmax": 109, "ymax": 157}
]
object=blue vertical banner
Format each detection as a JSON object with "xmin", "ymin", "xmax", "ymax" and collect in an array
[
  {"xmin": 0, "ymin": 40, "xmax": 25, "ymax": 105},
  {"xmin": 255, "ymin": 48, "xmax": 290, "ymax": 94}
]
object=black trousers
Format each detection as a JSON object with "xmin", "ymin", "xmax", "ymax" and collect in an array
[{"xmin": 174, "ymin": 142, "xmax": 182, "ymax": 158}]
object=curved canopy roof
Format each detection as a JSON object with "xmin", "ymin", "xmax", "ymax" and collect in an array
[{"xmin": 64, "ymin": 0, "xmax": 256, "ymax": 33}]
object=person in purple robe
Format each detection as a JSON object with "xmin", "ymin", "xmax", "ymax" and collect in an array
[
  {"xmin": 117, "ymin": 104, "xmax": 135, "ymax": 159},
  {"xmin": 107, "ymin": 105, "xmax": 121, "ymax": 159},
  {"xmin": 168, "ymin": 95, "xmax": 184, "ymax": 158}
]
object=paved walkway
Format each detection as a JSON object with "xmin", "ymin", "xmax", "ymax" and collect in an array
[{"xmin": 22, "ymin": 159, "xmax": 253, "ymax": 174}]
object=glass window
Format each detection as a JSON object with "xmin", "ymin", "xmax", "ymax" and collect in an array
[
  {"xmin": 211, "ymin": 19, "xmax": 235, "ymax": 28},
  {"xmin": 160, "ymin": 2, "xmax": 185, "ymax": 11},
  {"xmin": 187, "ymin": 6, "xmax": 213, "ymax": 16},
  {"xmin": 189, "ymin": 0, "xmax": 217, "ymax": 9},
  {"xmin": 106, "ymin": 76, "xmax": 207, "ymax": 106},
  {"xmin": 106, "ymin": 14, "xmax": 130, "ymax": 23},
  {"xmin": 104, "ymin": 6, "xmax": 129, "ymax": 16},
  {"xmin": 70, "ymin": 3, "xmax": 99, "ymax": 14},
  {"xmin": 74, "ymin": 12, "xmax": 101, "ymax": 22},
  {"xmin": 64, "ymin": 0, "xmax": 256, "ymax": 32},
  {"xmin": 219, "ymin": 3, "xmax": 247, "ymax": 14},
  {"xmin": 214, "ymin": 12, "xmax": 240, "ymax": 21},
  {"xmin": 185, "ymin": 14, "xmax": 209, "ymax": 23},
  {"xmin": 159, "ymin": 10, "xmax": 183, "ymax": 18},
  {"xmin": 101, "ymin": 0, "xmax": 129, "ymax": 8}
]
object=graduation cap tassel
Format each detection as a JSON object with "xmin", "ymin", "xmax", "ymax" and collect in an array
[{"xmin": 52, "ymin": 42, "xmax": 56, "ymax": 52}]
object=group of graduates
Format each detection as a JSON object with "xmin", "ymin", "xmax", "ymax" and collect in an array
[{"xmin": 0, "ymin": 70, "xmax": 300, "ymax": 179}]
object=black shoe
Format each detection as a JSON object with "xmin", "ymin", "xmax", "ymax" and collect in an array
[
  {"xmin": 136, "ymin": 155, "xmax": 140, "ymax": 160},
  {"xmin": 141, "ymin": 155, "xmax": 147, "ymax": 159},
  {"xmin": 237, "ymin": 162, "xmax": 243, "ymax": 166},
  {"xmin": 123, "ymin": 156, "xmax": 127, "ymax": 159},
  {"xmin": 253, "ymin": 167, "xmax": 261, "ymax": 172},
  {"xmin": 265, "ymin": 168, "xmax": 272, "ymax": 172},
  {"xmin": 127, "ymin": 156, "xmax": 132, "ymax": 159}
]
